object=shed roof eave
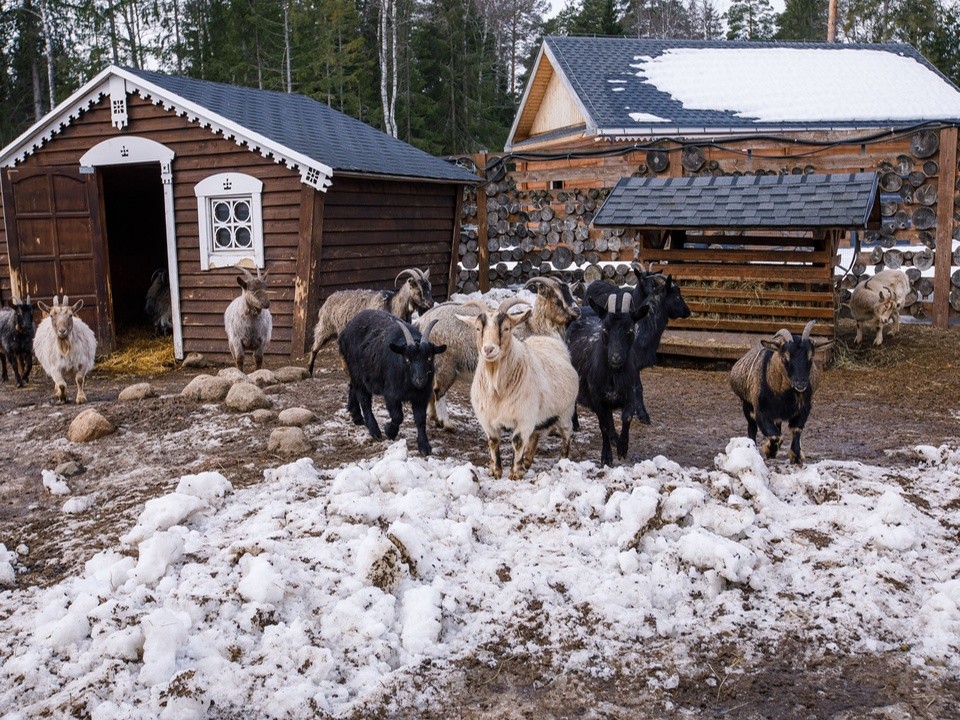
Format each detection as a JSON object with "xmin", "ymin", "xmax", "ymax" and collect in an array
[
  {"xmin": 594, "ymin": 120, "xmax": 959, "ymax": 140},
  {"xmin": 333, "ymin": 169, "xmax": 478, "ymax": 185}
]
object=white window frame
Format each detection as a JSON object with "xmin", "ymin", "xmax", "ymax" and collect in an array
[{"xmin": 195, "ymin": 173, "xmax": 264, "ymax": 270}]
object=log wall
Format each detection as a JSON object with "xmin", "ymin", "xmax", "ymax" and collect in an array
[{"xmin": 454, "ymin": 127, "xmax": 960, "ymax": 332}]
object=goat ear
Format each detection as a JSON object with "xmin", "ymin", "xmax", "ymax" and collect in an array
[
  {"xmin": 237, "ymin": 276, "xmax": 248, "ymax": 290},
  {"xmin": 432, "ymin": 343, "xmax": 447, "ymax": 355},
  {"xmin": 508, "ymin": 308, "xmax": 532, "ymax": 326},
  {"xmin": 455, "ymin": 313, "xmax": 479, "ymax": 327},
  {"xmin": 587, "ymin": 295, "xmax": 606, "ymax": 318},
  {"xmin": 760, "ymin": 339, "xmax": 782, "ymax": 352},
  {"xmin": 814, "ymin": 339, "xmax": 835, "ymax": 351},
  {"xmin": 423, "ymin": 268, "xmax": 430, "ymax": 280},
  {"xmin": 71, "ymin": 299, "xmax": 84, "ymax": 313},
  {"xmin": 388, "ymin": 342, "xmax": 406, "ymax": 355},
  {"xmin": 631, "ymin": 301, "xmax": 650, "ymax": 322}
]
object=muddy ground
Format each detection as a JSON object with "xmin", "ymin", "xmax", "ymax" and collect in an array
[{"xmin": 1, "ymin": 319, "xmax": 958, "ymax": 719}]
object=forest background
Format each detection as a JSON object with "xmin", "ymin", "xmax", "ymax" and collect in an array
[{"xmin": 2, "ymin": 0, "xmax": 960, "ymax": 156}]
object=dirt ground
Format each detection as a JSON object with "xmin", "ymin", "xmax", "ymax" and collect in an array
[{"xmin": 1, "ymin": 318, "xmax": 958, "ymax": 718}]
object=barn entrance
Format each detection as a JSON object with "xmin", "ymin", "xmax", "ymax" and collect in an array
[{"xmin": 101, "ymin": 164, "xmax": 167, "ymax": 335}]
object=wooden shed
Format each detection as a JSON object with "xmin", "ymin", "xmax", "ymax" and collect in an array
[
  {"xmin": 454, "ymin": 38, "xmax": 960, "ymax": 342},
  {"xmin": 0, "ymin": 66, "xmax": 477, "ymax": 360}
]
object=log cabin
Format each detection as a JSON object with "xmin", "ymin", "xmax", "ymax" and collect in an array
[
  {"xmin": 0, "ymin": 66, "xmax": 477, "ymax": 360},
  {"xmin": 458, "ymin": 38, "xmax": 960, "ymax": 357}
]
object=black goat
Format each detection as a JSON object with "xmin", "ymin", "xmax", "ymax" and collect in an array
[
  {"xmin": 144, "ymin": 269, "xmax": 172, "ymax": 336},
  {"xmin": 338, "ymin": 309, "xmax": 447, "ymax": 456},
  {"xmin": 566, "ymin": 290, "xmax": 649, "ymax": 466},
  {"xmin": 729, "ymin": 321, "xmax": 834, "ymax": 464},
  {"xmin": 0, "ymin": 297, "xmax": 36, "ymax": 388},
  {"xmin": 632, "ymin": 273, "xmax": 691, "ymax": 370}
]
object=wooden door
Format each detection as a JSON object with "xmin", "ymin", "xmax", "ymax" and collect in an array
[{"xmin": 1, "ymin": 166, "xmax": 112, "ymax": 352}]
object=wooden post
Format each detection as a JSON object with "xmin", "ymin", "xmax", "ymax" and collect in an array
[
  {"xmin": 447, "ymin": 185, "xmax": 465, "ymax": 300},
  {"xmin": 292, "ymin": 185, "xmax": 325, "ymax": 357},
  {"xmin": 476, "ymin": 153, "xmax": 490, "ymax": 293},
  {"xmin": 933, "ymin": 126, "xmax": 957, "ymax": 330},
  {"xmin": 827, "ymin": 0, "xmax": 838, "ymax": 41}
]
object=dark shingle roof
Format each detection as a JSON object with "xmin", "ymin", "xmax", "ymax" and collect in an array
[
  {"xmin": 592, "ymin": 173, "xmax": 880, "ymax": 229},
  {"xmin": 542, "ymin": 37, "xmax": 960, "ymax": 133},
  {"xmin": 123, "ymin": 67, "xmax": 477, "ymax": 183}
]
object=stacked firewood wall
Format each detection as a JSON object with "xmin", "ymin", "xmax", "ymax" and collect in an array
[{"xmin": 454, "ymin": 129, "xmax": 960, "ymax": 321}]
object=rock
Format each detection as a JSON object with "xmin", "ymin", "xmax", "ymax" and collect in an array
[
  {"xmin": 268, "ymin": 427, "xmax": 313, "ymax": 456},
  {"xmin": 278, "ymin": 407, "xmax": 315, "ymax": 427},
  {"xmin": 217, "ymin": 367, "xmax": 248, "ymax": 385},
  {"xmin": 181, "ymin": 375, "xmax": 232, "ymax": 402},
  {"xmin": 250, "ymin": 409, "xmax": 276, "ymax": 424},
  {"xmin": 263, "ymin": 384, "xmax": 285, "ymax": 395},
  {"xmin": 248, "ymin": 369, "xmax": 277, "ymax": 387},
  {"xmin": 118, "ymin": 383, "xmax": 156, "ymax": 402},
  {"xmin": 224, "ymin": 382, "xmax": 271, "ymax": 412},
  {"xmin": 55, "ymin": 461, "xmax": 85, "ymax": 478},
  {"xmin": 181, "ymin": 352, "xmax": 211, "ymax": 369},
  {"xmin": 67, "ymin": 409, "xmax": 116, "ymax": 443},
  {"xmin": 275, "ymin": 366, "xmax": 310, "ymax": 383}
]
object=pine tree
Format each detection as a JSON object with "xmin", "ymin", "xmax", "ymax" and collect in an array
[
  {"xmin": 775, "ymin": 0, "xmax": 827, "ymax": 40},
  {"xmin": 725, "ymin": 0, "xmax": 775, "ymax": 40}
]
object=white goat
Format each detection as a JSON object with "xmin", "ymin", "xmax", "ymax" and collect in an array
[
  {"xmin": 851, "ymin": 269, "xmax": 910, "ymax": 345},
  {"xmin": 33, "ymin": 296, "xmax": 97, "ymax": 404},
  {"xmin": 457, "ymin": 298, "xmax": 579, "ymax": 480},
  {"xmin": 224, "ymin": 267, "xmax": 272, "ymax": 371}
]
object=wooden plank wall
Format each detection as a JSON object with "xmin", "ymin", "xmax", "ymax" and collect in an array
[
  {"xmin": 1, "ymin": 94, "xmax": 304, "ymax": 359},
  {"xmin": 320, "ymin": 177, "xmax": 458, "ymax": 300}
]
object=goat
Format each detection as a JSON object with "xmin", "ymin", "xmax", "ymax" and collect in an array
[
  {"xmin": 307, "ymin": 268, "xmax": 434, "ymax": 375},
  {"xmin": 457, "ymin": 297, "xmax": 579, "ymax": 480},
  {"xmin": 0, "ymin": 296, "xmax": 36, "ymax": 388},
  {"xmin": 729, "ymin": 320, "xmax": 834, "ymax": 464},
  {"xmin": 33, "ymin": 296, "xmax": 97, "ymax": 404},
  {"xmin": 851, "ymin": 269, "xmax": 910, "ymax": 345},
  {"xmin": 338, "ymin": 310, "xmax": 446, "ymax": 456},
  {"xmin": 420, "ymin": 275, "xmax": 581, "ymax": 431},
  {"xmin": 144, "ymin": 269, "xmax": 172, "ymax": 336},
  {"xmin": 566, "ymin": 290, "xmax": 650, "ymax": 466},
  {"xmin": 224, "ymin": 267, "xmax": 272, "ymax": 371}
]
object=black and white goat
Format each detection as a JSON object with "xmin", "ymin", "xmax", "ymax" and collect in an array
[
  {"xmin": 729, "ymin": 320, "xmax": 833, "ymax": 464},
  {"xmin": 338, "ymin": 310, "xmax": 446, "ymax": 456},
  {"xmin": 0, "ymin": 296, "xmax": 36, "ymax": 388},
  {"xmin": 307, "ymin": 268, "xmax": 434, "ymax": 375},
  {"xmin": 144, "ymin": 269, "xmax": 172, "ymax": 336},
  {"xmin": 566, "ymin": 290, "xmax": 649, "ymax": 466}
]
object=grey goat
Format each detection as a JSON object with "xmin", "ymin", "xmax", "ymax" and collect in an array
[
  {"xmin": 224, "ymin": 267, "xmax": 272, "ymax": 371},
  {"xmin": 307, "ymin": 268, "xmax": 434, "ymax": 375}
]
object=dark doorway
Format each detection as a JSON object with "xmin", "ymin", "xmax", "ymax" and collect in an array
[{"xmin": 101, "ymin": 164, "xmax": 168, "ymax": 335}]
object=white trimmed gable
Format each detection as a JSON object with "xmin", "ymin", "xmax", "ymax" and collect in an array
[{"xmin": 530, "ymin": 71, "xmax": 585, "ymax": 136}]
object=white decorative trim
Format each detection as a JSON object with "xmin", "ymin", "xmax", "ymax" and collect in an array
[
  {"xmin": 0, "ymin": 65, "xmax": 334, "ymax": 193},
  {"xmin": 109, "ymin": 75, "xmax": 128, "ymax": 129},
  {"xmin": 195, "ymin": 172, "xmax": 265, "ymax": 270}
]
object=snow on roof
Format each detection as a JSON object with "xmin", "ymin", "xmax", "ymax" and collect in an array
[{"xmin": 632, "ymin": 48, "xmax": 960, "ymax": 123}]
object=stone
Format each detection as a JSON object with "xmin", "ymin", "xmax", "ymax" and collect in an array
[
  {"xmin": 55, "ymin": 460, "xmax": 85, "ymax": 478},
  {"xmin": 67, "ymin": 409, "xmax": 116, "ymax": 443},
  {"xmin": 250, "ymin": 409, "xmax": 276, "ymax": 424},
  {"xmin": 275, "ymin": 366, "xmax": 310, "ymax": 383},
  {"xmin": 181, "ymin": 352, "xmax": 211, "ymax": 368},
  {"xmin": 181, "ymin": 375, "xmax": 232, "ymax": 402},
  {"xmin": 248, "ymin": 369, "xmax": 278, "ymax": 387},
  {"xmin": 278, "ymin": 407, "xmax": 315, "ymax": 427},
  {"xmin": 267, "ymin": 427, "xmax": 313, "ymax": 456},
  {"xmin": 217, "ymin": 367, "xmax": 248, "ymax": 385},
  {"xmin": 118, "ymin": 383, "xmax": 156, "ymax": 402},
  {"xmin": 224, "ymin": 382, "xmax": 271, "ymax": 412}
]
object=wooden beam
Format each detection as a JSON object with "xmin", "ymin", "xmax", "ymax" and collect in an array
[
  {"xmin": 476, "ymin": 155, "xmax": 490, "ymax": 292},
  {"xmin": 292, "ymin": 185, "xmax": 324, "ymax": 357},
  {"xmin": 447, "ymin": 186, "xmax": 464, "ymax": 300},
  {"xmin": 933, "ymin": 126, "xmax": 958, "ymax": 329}
]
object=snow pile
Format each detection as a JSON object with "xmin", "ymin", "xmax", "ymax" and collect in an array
[
  {"xmin": 1, "ymin": 440, "xmax": 959, "ymax": 717},
  {"xmin": 41, "ymin": 469, "xmax": 70, "ymax": 496}
]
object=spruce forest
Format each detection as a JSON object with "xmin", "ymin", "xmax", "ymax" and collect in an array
[{"xmin": 1, "ymin": 0, "xmax": 960, "ymax": 155}]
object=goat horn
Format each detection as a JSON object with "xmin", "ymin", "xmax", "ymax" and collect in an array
[
  {"xmin": 395, "ymin": 268, "xmax": 418, "ymax": 287},
  {"xmin": 420, "ymin": 318, "xmax": 439, "ymax": 343},
  {"xmin": 619, "ymin": 293, "xmax": 632, "ymax": 313},
  {"xmin": 497, "ymin": 296, "xmax": 529, "ymax": 315},
  {"xmin": 773, "ymin": 328, "xmax": 793, "ymax": 344},
  {"xmin": 606, "ymin": 293, "xmax": 618, "ymax": 314},
  {"xmin": 459, "ymin": 299, "xmax": 489, "ymax": 315},
  {"xmin": 395, "ymin": 320, "xmax": 416, "ymax": 346},
  {"xmin": 523, "ymin": 277, "xmax": 550, "ymax": 291},
  {"xmin": 236, "ymin": 265, "xmax": 254, "ymax": 281},
  {"xmin": 801, "ymin": 320, "xmax": 816, "ymax": 341}
]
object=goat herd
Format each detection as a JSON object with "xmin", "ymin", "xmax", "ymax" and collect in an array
[{"xmin": 0, "ymin": 263, "xmax": 912, "ymax": 476}]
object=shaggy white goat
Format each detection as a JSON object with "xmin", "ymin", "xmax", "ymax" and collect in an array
[
  {"xmin": 33, "ymin": 296, "xmax": 97, "ymax": 404},
  {"xmin": 850, "ymin": 269, "xmax": 910, "ymax": 345},
  {"xmin": 457, "ymin": 297, "xmax": 578, "ymax": 480}
]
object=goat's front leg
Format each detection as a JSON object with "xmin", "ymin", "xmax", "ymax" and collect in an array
[
  {"xmin": 518, "ymin": 430, "xmax": 543, "ymax": 474},
  {"xmin": 632, "ymin": 379, "xmax": 651, "ymax": 424},
  {"xmin": 486, "ymin": 433, "xmax": 502, "ymax": 479},
  {"xmin": 617, "ymin": 407, "xmax": 633, "ymax": 459},
  {"xmin": 20, "ymin": 354, "xmax": 32, "ymax": 385},
  {"xmin": 1, "ymin": 352, "xmax": 7, "ymax": 382},
  {"xmin": 254, "ymin": 349, "xmax": 264, "ymax": 370},
  {"xmin": 509, "ymin": 431, "xmax": 530, "ymax": 480},
  {"xmin": 75, "ymin": 374, "xmax": 87, "ymax": 404},
  {"xmin": 597, "ymin": 409, "xmax": 616, "ymax": 466},
  {"xmin": 383, "ymin": 396, "xmax": 404, "ymax": 440},
  {"xmin": 873, "ymin": 323, "xmax": 885, "ymax": 346},
  {"xmin": 357, "ymin": 388, "xmax": 382, "ymax": 440},
  {"xmin": 412, "ymin": 401, "xmax": 432, "ymax": 456},
  {"xmin": 757, "ymin": 417, "xmax": 782, "ymax": 458}
]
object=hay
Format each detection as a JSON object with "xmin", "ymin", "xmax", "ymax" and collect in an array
[{"xmin": 97, "ymin": 331, "xmax": 176, "ymax": 376}]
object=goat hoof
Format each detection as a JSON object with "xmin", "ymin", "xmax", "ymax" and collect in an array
[
  {"xmin": 489, "ymin": 467, "xmax": 503, "ymax": 479},
  {"xmin": 509, "ymin": 468, "xmax": 525, "ymax": 481}
]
